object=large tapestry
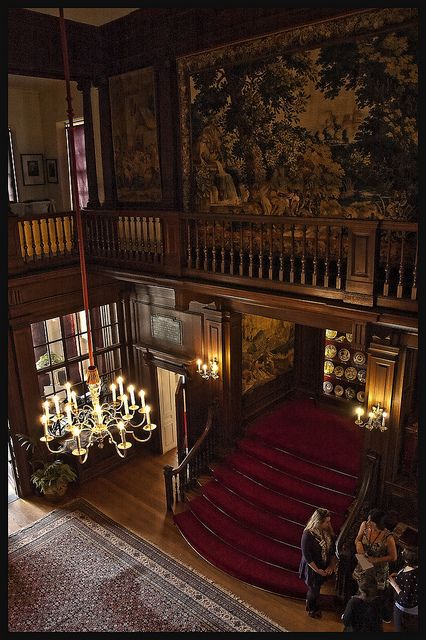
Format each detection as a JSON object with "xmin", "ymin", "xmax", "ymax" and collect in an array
[
  {"xmin": 242, "ymin": 315, "xmax": 294, "ymax": 394},
  {"xmin": 109, "ymin": 67, "xmax": 162, "ymax": 202},
  {"xmin": 178, "ymin": 8, "xmax": 417, "ymax": 219}
]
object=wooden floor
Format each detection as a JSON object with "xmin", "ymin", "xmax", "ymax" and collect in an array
[{"xmin": 8, "ymin": 447, "xmax": 395, "ymax": 633}]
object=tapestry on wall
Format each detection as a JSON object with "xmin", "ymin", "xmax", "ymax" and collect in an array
[
  {"xmin": 109, "ymin": 67, "xmax": 162, "ymax": 203},
  {"xmin": 178, "ymin": 8, "xmax": 417, "ymax": 220},
  {"xmin": 242, "ymin": 315, "xmax": 294, "ymax": 394}
]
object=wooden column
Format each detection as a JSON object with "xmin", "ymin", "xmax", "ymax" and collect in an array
[
  {"xmin": 364, "ymin": 341, "xmax": 399, "ymax": 502},
  {"xmin": 93, "ymin": 74, "xmax": 117, "ymax": 209},
  {"xmin": 344, "ymin": 221, "xmax": 378, "ymax": 307},
  {"xmin": 77, "ymin": 78, "xmax": 100, "ymax": 208}
]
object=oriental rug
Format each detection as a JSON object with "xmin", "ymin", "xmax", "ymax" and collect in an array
[{"xmin": 8, "ymin": 498, "xmax": 287, "ymax": 633}]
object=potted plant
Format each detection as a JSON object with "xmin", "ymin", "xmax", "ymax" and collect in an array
[
  {"xmin": 15, "ymin": 432, "xmax": 77, "ymax": 502},
  {"xmin": 30, "ymin": 459, "xmax": 77, "ymax": 501}
]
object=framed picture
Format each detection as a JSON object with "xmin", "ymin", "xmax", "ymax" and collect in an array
[
  {"xmin": 20, "ymin": 154, "xmax": 45, "ymax": 186},
  {"xmin": 177, "ymin": 8, "xmax": 417, "ymax": 218},
  {"xmin": 109, "ymin": 67, "xmax": 162, "ymax": 203},
  {"xmin": 46, "ymin": 159, "xmax": 58, "ymax": 183}
]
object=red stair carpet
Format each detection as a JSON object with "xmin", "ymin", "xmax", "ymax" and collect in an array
[{"xmin": 174, "ymin": 399, "xmax": 363, "ymax": 598}]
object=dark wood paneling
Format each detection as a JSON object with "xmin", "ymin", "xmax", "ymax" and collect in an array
[
  {"xmin": 243, "ymin": 371, "xmax": 294, "ymax": 424},
  {"xmin": 294, "ymin": 325, "xmax": 323, "ymax": 397}
]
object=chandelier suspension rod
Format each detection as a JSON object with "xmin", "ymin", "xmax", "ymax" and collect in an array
[{"xmin": 58, "ymin": 7, "xmax": 94, "ymax": 367}]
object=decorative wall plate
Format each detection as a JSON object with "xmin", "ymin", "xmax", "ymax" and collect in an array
[
  {"xmin": 324, "ymin": 360, "xmax": 334, "ymax": 374},
  {"xmin": 334, "ymin": 365, "xmax": 344, "ymax": 378},
  {"xmin": 357, "ymin": 369, "xmax": 367, "ymax": 383},
  {"xmin": 345, "ymin": 387, "xmax": 356, "ymax": 400},
  {"xmin": 344, "ymin": 366, "xmax": 357, "ymax": 381},
  {"xmin": 346, "ymin": 333, "xmax": 353, "ymax": 342},
  {"xmin": 325, "ymin": 329, "xmax": 337, "ymax": 339},
  {"xmin": 335, "ymin": 335, "xmax": 346, "ymax": 342},
  {"xmin": 338, "ymin": 348, "xmax": 350, "ymax": 362},
  {"xmin": 353, "ymin": 352, "xmax": 366, "ymax": 365},
  {"xmin": 357, "ymin": 391, "xmax": 366, "ymax": 403},
  {"xmin": 325, "ymin": 344, "xmax": 337, "ymax": 358},
  {"xmin": 334, "ymin": 384, "xmax": 344, "ymax": 396},
  {"xmin": 323, "ymin": 381, "xmax": 333, "ymax": 394}
]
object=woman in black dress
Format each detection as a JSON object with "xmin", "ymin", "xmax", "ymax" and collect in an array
[
  {"xmin": 299, "ymin": 507, "xmax": 337, "ymax": 618},
  {"xmin": 341, "ymin": 573, "xmax": 383, "ymax": 632}
]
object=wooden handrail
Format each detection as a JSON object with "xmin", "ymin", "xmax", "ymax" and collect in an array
[
  {"xmin": 163, "ymin": 402, "xmax": 216, "ymax": 511},
  {"xmin": 334, "ymin": 449, "xmax": 380, "ymax": 603}
]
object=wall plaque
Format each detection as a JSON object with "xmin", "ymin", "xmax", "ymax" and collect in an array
[{"xmin": 150, "ymin": 315, "xmax": 183, "ymax": 345}]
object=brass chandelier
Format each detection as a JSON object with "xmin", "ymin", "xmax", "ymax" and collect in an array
[{"xmin": 38, "ymin": 9, "xmax": 156, "ymax": 463}]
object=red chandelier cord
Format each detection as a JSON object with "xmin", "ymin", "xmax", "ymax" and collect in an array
[{"xmin": 58, "ymin": 8, "xmax": 94, "ymax": 367}]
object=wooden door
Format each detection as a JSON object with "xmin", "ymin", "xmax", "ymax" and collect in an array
[{"xmin": 157, "ymin": 367, "xmax": 180, "ymax": 453}]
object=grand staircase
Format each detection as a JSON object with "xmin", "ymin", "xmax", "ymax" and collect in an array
[{"xmin": 174, "ymin": 399, "xmax": 362, "ymax": 598}]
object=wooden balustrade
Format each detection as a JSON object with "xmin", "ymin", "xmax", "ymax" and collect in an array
[{"xmin": 8, "ymin": 209, "xmax": 418, "ymax": 312}]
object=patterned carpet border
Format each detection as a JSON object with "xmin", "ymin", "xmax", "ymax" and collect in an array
[{"xmin": 9, "ymin": 498, "xmax": 287, "ymax": 633}]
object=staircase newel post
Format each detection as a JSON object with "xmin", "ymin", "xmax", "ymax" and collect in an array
[{"xmin": 163, "ymin": 464, "xmax": 174, "ymax": 511}]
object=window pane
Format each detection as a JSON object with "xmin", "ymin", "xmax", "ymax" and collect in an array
[
  {"xmin": 31, "ymin": 321, "xmax": 47, "ymax": 347},
  {"xmin": 38, "ymin": 370, "xmax": 53, "ymax": 397},
  {"xmin": 46, "ymin": 317, "xmax": 62, "ymax": 341},
  {"xmin": 96, "ymin": 348, "xmax": 121, "ymax": 376},
  {"xmin": 78, "ymin": 310, "xmax": 87, "ymax": 333},
  {"xmin": 63, "ymin": 313, "xmax": 77, "ymax": 337},
  {"xmin": 48, "ymin": 341, "xmax": 65, "ymax": 365},
  {"xmin": 79, "ymin": 332, "xmax": 88, "ymax": 355},
  {"xmin": 52, "ymin": 367, "xmax": 68, "ymax": 392}
]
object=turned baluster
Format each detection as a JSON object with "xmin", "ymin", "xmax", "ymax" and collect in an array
[
  {"xmin": 221, "ymin": 221, "xmax": 226, "ymax": 273},
  {"xmin": 45, "ymin": 215, "xmax": 53, "ymax": 259},
  {"xmin": 99, "ymin": 215, "xmax": 107, "ymax": 256},
  {"xmin": 186, "ymin": 219, "xmax": 192, "ymax": 268},
  {"xmin": 21, "ymin": 222, "xmax": 29, "ymax": 261},
  {"xmin": 258, "ymin": 224, "xmax": 263, "ymax": 278},
  {"xmin": 289, "ymin": 224, "xmax": 295, "ymax": 283},
  {"xmin": 300, "ymin": 224, "xmax": 307, "ymax": 285},
  {"xmin": 29, "ymin": 220, "xmax": 37, "ymax": 261},
  {"xmin": 324, "ymin": 225, "xmax": 330, "ymax": 288},
  {"xmin": 279, "ymin": 223, "xmax": 284, "ymax": 282},
  {"xmin": 229, "ymin": 221, "xmax": 235, "ymax": 276},
  {"xmin": 158, "ymin": 218, "xmax": 164, "ymax": 264},
  {"xmin": 152, "ymin": 216, "xmax": 159, "ymax": 263},
  {"xmin": 39, "ymin": 219, "xmax": 49, "ymax": 259},
  {"xmin": 204, "ymin": 220, "xmax": 208, "ymax": 271},
  {"xmin": 336, "ymin": 225, "xmax": 343, "ymax": 289},
  {"xmin": 397, "ymin": 231, "xmax": 405, "ymax": 299},
  {"xmin": 212, "ymin": 221, "xmax": 217, "ymax": 272},
  {"xmin": 239, "ymin": 223, "xmax": 244, "ymax": 276},
  {"xmin": 249, "ymin": 223, "xmax": 254, "ymax": 278},
  {"xmin": 195, "ymin": 220, "xmax": 200, "ymax": 269},
  {"xmin": 131, "ymin": 215, "xmax": 138, "ymax": 259},
  {"xmin": 146, "ymin": 216, "xmax": 153, "ymax": 260},
  {"xmin": 411, "ymin": 233, "xmax": 418, "ymax": 301},
  {"xmin": 268, "ymin": 223, "xmax": 273, "ymax": 280},
  {"xmin": 383, "ymin": 229, "xmax": 392, "ymax": 296},
  {"xmin": 94, "ymin": 215, "xmax": 101, "ymax": 257},
  {"xmin": 312, "ymin": 225, "xmax": 319, "ymax": 286}
]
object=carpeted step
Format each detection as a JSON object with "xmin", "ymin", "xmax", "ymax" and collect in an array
[
  {"xmin": 174, "ymin": 509, "xmax": 307, "ymax": 598},
  {"xmin": 247, "ymin": 399, "xmax": 362, "ymax": 476},
  {"xmin": 213, "ymin": 465, "xmax": 345, "ymax": 531},
  {"xmin": 189, "ymin": 494, "xmax": 301, "ymax": 570},
  {"xmin": 238, "ymin": 439, "xmax": 358, "ymax": 495},
  {"xmin": 227, "ymin": 451, "xmax": 353, "ymax": 515},
  {"xmin": 202, "ymin": 481, "xmax": 304, "ymax": 547}
]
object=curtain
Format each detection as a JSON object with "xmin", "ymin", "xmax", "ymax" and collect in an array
[{"xmin": 70, "ymin": 123, "xmax": 89, "ymax": 209}]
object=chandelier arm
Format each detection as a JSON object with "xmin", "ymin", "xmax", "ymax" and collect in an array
[
  {"xmin": 130, "ymin": 429, "xmax": 153, "ymax": 443},
  {"xmin": 44, "ymin": 441, "xmax": 70, "ymax": 454}
]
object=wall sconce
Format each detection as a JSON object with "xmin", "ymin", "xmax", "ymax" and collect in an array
[
  {"xmin": 355, "ymin": 403, "xmax": 388, "ymax": 431},
  {"xmin": 196, "ymin": 357, "xmax": 219, "ymax": 380}
]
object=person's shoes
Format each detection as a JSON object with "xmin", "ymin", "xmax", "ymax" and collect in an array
[{"xmin": 307, "ymin": 610, "xmax": 322, "ymax": 619}]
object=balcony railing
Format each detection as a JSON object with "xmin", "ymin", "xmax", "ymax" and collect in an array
[{"xmin": 8, "ymin": 209, "xmax": 418, "ymax": 312}]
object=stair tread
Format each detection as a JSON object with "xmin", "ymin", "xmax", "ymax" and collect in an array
[
  {"xmin": 202, "ymin": 481, "xmax": 304, "ymax": 546},
  {"xmin": 226, "ymin": 451, "xmax": 353, "ymax": 514},
  {"xmin": 239, "ymin": 439, "xmax": 358, "ymax": 493},
  {"xmin": 190, "ymin": 494, "xmax": 301, "ymax": 570},
  {"xmin": 174, "ymin": 509, "xmax": 307, "ymax": 598}
]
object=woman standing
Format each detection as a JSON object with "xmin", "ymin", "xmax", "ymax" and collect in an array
[
  {"xmin": 388, "ymin": 547, "xmax": 418, "ymax": 632},
  {"xmin": 353, "ymin": 508, "xmax": 397, "ymax": 622},
  {"xmin": 299, "ymin": 507, "xmax": 337, "ymax": 618}
]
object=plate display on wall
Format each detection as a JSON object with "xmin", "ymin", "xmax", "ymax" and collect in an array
[
  {"xmin": 344, "ymin": 366, "xmax": 357, "ymax": 381},
  {"xmin": 334, "ymin": 384, "xmax": 344, "ymax": 397},
  {"xmin": 338, "ymin": 348, "xmax": 350, "ymax": 362},
  {"xmin": 357, "ymin": 369, "xmax": 367, "ymax": 383},
  {"xmin": 335, "ymin": 335, "xmax": 346, "ymax": 342},
  {"xmin": 345, "ymin": 387, "xmax": 356, "ymax": 400},
  {"xmin": 324, "ymin": 360, "xmax": 334, "ymax": 374},
  {"xmin": 323, "ymin": 381, "xmax": 333, "ymax": 394},
  {"xmin": 353, "ymin": 352, "xmax": 366, "ymax": 365},
  {"xmin": 357, "ymin": 391, "xmax": 366, "ymax": 403},
  {"xmin": 325, "ymin": 344, "xmax": 337, "ymax": 358},
  {"xmin": 325, "ymin": 329, "xmax": 337, "ymax": 339},
  {"xmin": 346, "ymin": 333, "xmax": 353, "ymax": 342},
  {"xmin": 334, "ymin": 365, "xmax": 344, "ymax": 378}
]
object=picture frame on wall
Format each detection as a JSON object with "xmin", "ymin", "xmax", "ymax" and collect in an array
[
  {"xmin": 46, "ymin": 158, "xmax": 58, "ymax": 184},
  {"xmin": 20, "ymin": 153, "xmax": 45, "ymax": 186}
]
